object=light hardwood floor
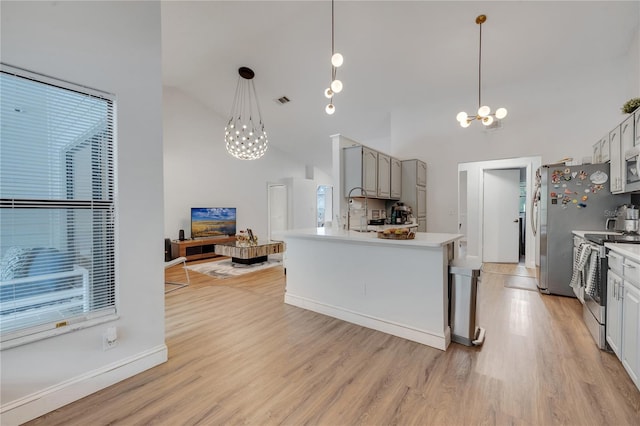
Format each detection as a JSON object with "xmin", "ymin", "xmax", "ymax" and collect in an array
[{"xmin": 27, "ymin": 260, "xmax": 640, "ymax": 425}]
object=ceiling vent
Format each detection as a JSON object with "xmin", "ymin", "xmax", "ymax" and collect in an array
[
  {"xmin": 275, "ymin": 96, "xmax": 290, "ymax": 105},
  {"xmin": 484, "ymin": 119, "xmax": 503, "ymax": 131}
]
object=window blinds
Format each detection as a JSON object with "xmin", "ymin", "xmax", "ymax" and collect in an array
[{"xmin": 0, "ymin": 65, "xmax": 117, "ymax": 342}]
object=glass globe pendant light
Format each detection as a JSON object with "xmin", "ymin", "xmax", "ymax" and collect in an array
[
  {"xmin": 456, "ymin": 15, "xmax": 508, "ymax": 128},
  {"xmin": 224, "ymin": 67, "xmax": 268, "ymax": 160}
]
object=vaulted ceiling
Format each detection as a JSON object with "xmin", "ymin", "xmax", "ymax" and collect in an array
[{"xmin": 162, "ymin": 1, "xmax": 639, "ymax": 171}]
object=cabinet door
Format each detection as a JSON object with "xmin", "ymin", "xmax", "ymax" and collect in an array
[
  {"xmin": 362, "ymin": 147, "xmax": 378, "ymax": 196},
  {"xmin": 622, "ymin": 282, "xmax": 640, "ymax": 387},
  {"xmin": 601, "ymin": 134, "xmax": 611, "ymax": 162},
  {"xmin": 610, "ymin": 126, "xmax": 624, "ymax": 193},
  {"xmin": 377, "ymin": 153, "xmax": 391, "ymax": 198},
  {"xmin": 622, "ymin": 114, "xmax": 635, "ymax": 153},
  {"xmin": 390, "ymin": 157, "xmax": 402, "ymax": 199},
  {"xmin": 593, "ymin": 141, "xmax": 602, "ymax": 163},
  {"xmin": 607, "ymin": 270, "xmax": 623, "ymax": 357},
  {"xmin": 635, "ymin": 111, "xmax": 640, "ymax": 147},
  {"xmin": 417, "ymin": 160, "xmax": 427, "ymax": 187},
  {"xmin": 417, "ymin": 186, "xmax": 427, "ymax": 217}
]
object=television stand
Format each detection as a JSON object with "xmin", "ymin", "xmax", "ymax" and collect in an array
[{"xmin": 170, "ymin": 237, "xmax": 236, "ymax": 262}]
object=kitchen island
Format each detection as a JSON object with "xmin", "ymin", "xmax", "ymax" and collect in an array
[{"xmin": 280, "ymin": 228, "xmax": 463, "ymax": 350}]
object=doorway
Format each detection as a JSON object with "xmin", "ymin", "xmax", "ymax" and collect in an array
[
  {"xmin": 316, "ymin": 185, "xmax": 333, "ymax": 227},
  {"xmin": 267, "ymin": 183, "xmax": 288, "ymax": 241},
  {"xmin": 458, "ymin": 156, "xmax": 542, "ymax": 269},
  {"xmin": 482, "ymin": 169, "xmax": 521, "ymax": 263}
]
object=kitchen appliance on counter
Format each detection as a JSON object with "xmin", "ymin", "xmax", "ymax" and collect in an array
[
  {"xmin": 534, "ymin": 163, "xmax": 630, "ymax": 297},
  {"xmin": 613, "ymin": 204, "xmax": 639, "ymax": 235},
  {"xmin": 391, "ymin": 203, "xmax": 412, "ymax": 225}
]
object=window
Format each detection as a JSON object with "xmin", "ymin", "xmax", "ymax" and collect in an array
[{"xmin": 0, "ymin": 64, "xmax": 117, "ymax": 348}]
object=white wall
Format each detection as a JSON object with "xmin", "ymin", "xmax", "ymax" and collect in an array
[
  {"xmin": 0, "ymin": 1, "xmax": 165, "ymax": 424},
  {"xmin": 390, "ymin": 52, "xmax": 638, "ymax": 234},
  {"xmin": 163, "ymin": 87, "xmax": 327, "ymax": 240}
]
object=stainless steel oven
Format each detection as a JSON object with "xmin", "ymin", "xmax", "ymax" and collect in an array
[{"xmin": 583, "ymin": 233, "xmax": 640, "ymax": 350}]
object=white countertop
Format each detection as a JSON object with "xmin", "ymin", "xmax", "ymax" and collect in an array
[
  {"xmin": 572, "ymin": 230, "xmax": 621, "ymax": 238},
  {"xmin": 605, "ymin": 243, "xmax": 640, "ymax": 262},
  {"xmin": 279, "ymin": 227, "xmax": 463, "ymax": 248}
]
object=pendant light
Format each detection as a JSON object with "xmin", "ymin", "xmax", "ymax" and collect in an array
[
  {"xmin": 224, "ymin": 67, "xmax": 268, "ymax": 160},
  {"xmin": 324, "ymin": 0, "xmax": 343, "ymax": 115},
  {"xmin": 456, "ymin": 15, "xmax": 508, "ymax": 128}
]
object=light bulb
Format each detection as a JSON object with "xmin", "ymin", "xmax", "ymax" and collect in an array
[
  {"xmin": 483, "ymin": 115, "xmax": 494, "ymax": 126},
  {"xmin": 495, "ymin": 107, "xmax": 508, "ymax": 119},
  {"xmin": 324, "ymin": 88, "xmax": 333, "ymax": 99},
  {"xmin": 460, "ymin": 120, "xmax": 471, "ymax": 128},
  {"xmin": 478, "ymin": 105, "xmax": 490, "ymax": 117},
  {"xmin": 456, "ymin": 111, "xmax": 468, "ymax": 123},
  {"xmin": 330, "ymin": 79, "xmax": 343, "ymax": 93},
  {"xmin": 325, "ymin": 103, "xmax": 335, "ymax": 115},
  {"xmin": 331, "ymin": 53, "xmax": 344, "ymax": 67}
]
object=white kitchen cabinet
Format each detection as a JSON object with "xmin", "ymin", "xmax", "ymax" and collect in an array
[
  {"xmin": 377, "ymin": 153, "xmax": 391, "ymax": 199},
  {"xmin": 607, "ymin": 268, "xmax": 623, "ymax": 357},
  {"xmin": 610, "ymin": 124, "xmax": 624, "ymax": 193},
  {"xmin": 343, "ymin": 145, "xmax": 378, "ymax": 197},
  {"xmin": 593, "ymin": 139, "xmax": 603, "ymax": 163},
  {"xmin": 622, "ymin": 281, "xmax": 640, "ymax": 388},
  {"xmin": 623, "ymin": 112, "xmax": 636, "ymax": 152},
  {"xmin": 601, "ymin": 133, "xmax": 611, "ymax": 162},
  {"xmin": 606, "ymin": 245, "xmax": 640, "ymax": 392},
  {"xmin": 401, "ymin": 159, "xmax": 427, "ymax": 232},
  {"xmin": 390, "ymin": 157, "xmax": 402, "ymax": 200},
  {"xmin": 634, "ymin": 110, "xmax": 640, "ymax": 147}
]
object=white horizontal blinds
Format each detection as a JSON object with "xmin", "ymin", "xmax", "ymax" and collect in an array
[{"xmin": 0, "ymin": 66, "xmax": 116, "ymax": 337}]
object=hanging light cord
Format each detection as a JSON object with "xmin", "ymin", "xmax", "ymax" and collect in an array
[
  {"xmin": 478, "ymin": 18, "xmax": 482, "ymax": 110},
  {"xmin": 331, "ymin": 0, "xmax": 336, "ymax": 92}
]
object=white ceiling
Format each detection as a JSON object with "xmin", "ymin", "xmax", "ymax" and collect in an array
[{"xmin": 161, "ymin": 1, "xmax": 639, "ymax": 171}]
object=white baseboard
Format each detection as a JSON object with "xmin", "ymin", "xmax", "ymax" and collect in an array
[
  {"xmin": 1, "ymin": 344, "xmax": 168, "ymax": 426},
  {"xmin": 285, "ymin": 294, "xmax": 448, "ymax": 351}
]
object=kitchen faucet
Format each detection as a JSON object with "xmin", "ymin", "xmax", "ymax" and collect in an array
[{"xmin": 347, "ymin": 186, "xmax": 369, "ymax": 231}]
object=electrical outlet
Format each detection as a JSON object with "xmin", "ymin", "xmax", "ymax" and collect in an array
[{"xmin": 102, "ymin": 326, "xmax": 118, "ymax": 351}]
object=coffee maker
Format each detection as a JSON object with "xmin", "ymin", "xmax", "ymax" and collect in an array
[
  {"xmin": 391, "ymin": 203, "xmax": 411, "ymax": 224},
  {"xmin": 615, "ymin": 204, "xmax": 639, "ymax": 234}
]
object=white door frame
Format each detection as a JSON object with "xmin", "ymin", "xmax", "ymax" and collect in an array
[
  {"xmin": 458, "ymin": 156, "xmax": 542, "ymax": 269},
  {"xmin": 267, "ymin": 183, "xmax": 288, "ymax": 241}
]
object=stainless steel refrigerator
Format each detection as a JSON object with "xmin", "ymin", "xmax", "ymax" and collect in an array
[{"xmin": 534, "ymin": 163, "xmax": 629, "ymax": 297}]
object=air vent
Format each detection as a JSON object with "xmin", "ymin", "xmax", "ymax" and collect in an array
[
  {"xmin": 484, "ymin": 119, "xmax": 503, "ymax": 131},
  {"xmin": 275, "ymin": 96, "xmax": 290, "ymax": 105}
]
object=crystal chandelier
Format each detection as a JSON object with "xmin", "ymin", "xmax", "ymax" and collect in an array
[
  {"xmin": 456, "ymin": 15, "xmax": 508, "ymax": 128},
  {"xmin": 225, "ymin": 67, "xmax": 268, "ymax": 160},
  {"xmin": 324, "ymin": 0, "xmax": 343, "ymax": 115}
]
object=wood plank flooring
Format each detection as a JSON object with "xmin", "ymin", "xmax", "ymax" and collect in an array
[{"xmin": 27, "ymin": 260, "xmax": 640, "ymax": 425}]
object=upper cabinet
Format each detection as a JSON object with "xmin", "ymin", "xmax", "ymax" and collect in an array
[
  {"xmin": 390, "ymin": 157, "xmax": 402, "ymax": 199},
  {"xmin": 344, "ymin": 145, "xmax": 378, "ymax": 197},
  {"xmin": 635, "ymin": 111, "xmax": 640, "ymax": 147},
  {"xmin": 343, "ymin": 145, "xmax": 402, "ymax": 200},
  {"xmin": 610, "ymin": 124, "xmax": 624, "ymax": 193},
  {"xmin": 377, "ymin": 153, "xmax": 391, "ymax": 198},
  {"xmin": 599, "ymin": 110, "xmax": 638, "ymax": 194}
]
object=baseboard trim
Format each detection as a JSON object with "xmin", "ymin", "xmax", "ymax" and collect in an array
[
  {"xmin": 284, "ymin": 293, "xmax": 448, "ymax": 351},
  {"xmin": 1, "ymin": 344, "xmax": 168, "ymax": 426}
]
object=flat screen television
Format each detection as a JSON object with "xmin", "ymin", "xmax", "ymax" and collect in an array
[{"xmin": 190, "ymin": 207, "xmax": 236, "ymax": 239}]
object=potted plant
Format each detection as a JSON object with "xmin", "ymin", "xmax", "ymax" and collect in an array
[{"xmin": 622, "ymin": 97, "xmax": 640, "ymax": 114}]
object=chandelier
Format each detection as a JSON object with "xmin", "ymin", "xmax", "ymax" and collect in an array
[
  {"xmin": 324, "ymin": 0, "xmax": 343, "ymax": 115},
  {"xmin": 224, "ymin": 67, "xmax": 268, "ymax": 160},
  {"xmin": 456, "ymin": 15, "xmax": 508, "ymax": 128}
]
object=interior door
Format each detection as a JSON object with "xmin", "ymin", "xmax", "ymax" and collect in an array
[
  {"xmin": 268, "ymin": 184, "xmax": 288, "ymax": 241},
  {"xmin": 483, "ymin": 169, "xmax": 520, "ymax": 263}
]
